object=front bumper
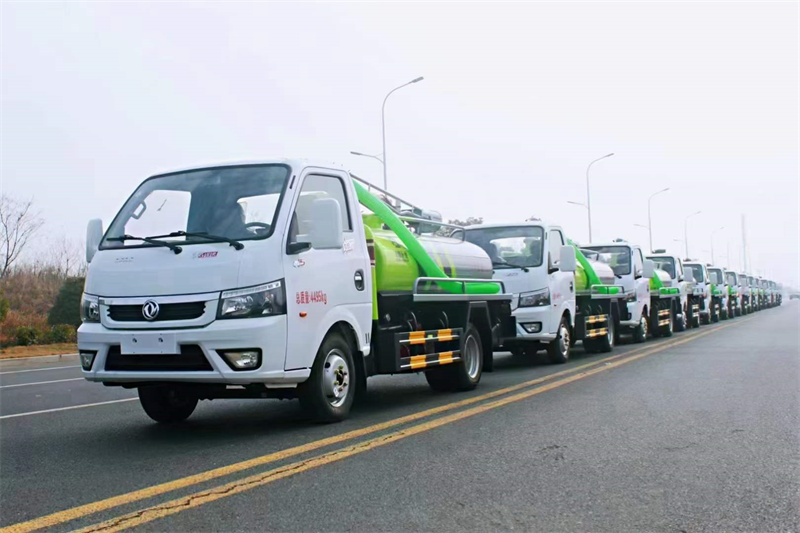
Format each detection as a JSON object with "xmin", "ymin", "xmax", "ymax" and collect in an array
[
  {"xmin": 78, "ymin": 315, "xmax": 308, "ymax": 387},
  {"xmin": 505, "ymin": 305, "xmax": 557, "ymax": 343}
]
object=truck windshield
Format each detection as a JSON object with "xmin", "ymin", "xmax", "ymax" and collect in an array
[
  {"xmin": 464, "ymin": 226, "xmax": 544, "ymax": 268},
  {"xmin": 726, "ymin": 272, "xmax": 737, "ymax": 285},
  {"xmin": 582, "ymin": 246, "xmax": 631, "ymax": 276},
  {"xmin": 686, "ymin": 264, "xmax": 705, "ymax": 283},
  {"xmin": 101, "ymin": 165, "xmax": 290, "ymax": 249},
  {"xmin": 708, "ymin": 269, "xmax": 723, "ymax": 284},
  {"xmin": 649, "ymin": 256, "xmax": 675, "ymax": 278}
]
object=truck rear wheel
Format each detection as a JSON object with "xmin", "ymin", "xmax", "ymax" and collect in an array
[
  {"xmin": 674, "ymin": 304, "xmax": 687, "ymax": 332},
  {"xmin": 138, "ymin": 385, "xmax": 198, "ymax": 424},
  {"xmin": 546, "ymin": 317, "xmax": 571, "ymax": 364},
  {"xmin": 299, "ymin": 332, "xmax": 355, "ymax": 423},
  {"xmin": 595, "ymin": 316, "xmax": 615, "ymax": 353},
  {"xmin": 659, "ymin": 308, "xmax": 674, "ymax": 337},
  {"xmin": 425, "ymin": 324, "xmax": 482, "ymax": 392}
]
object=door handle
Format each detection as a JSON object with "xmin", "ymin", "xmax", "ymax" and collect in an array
[
  {"xmin": 354, "ymin": 270, "xmax": 365, "ymax": 291},
  {"xmin": 569, "ymin": 281, "xmax": 574, "ymax": 293}
]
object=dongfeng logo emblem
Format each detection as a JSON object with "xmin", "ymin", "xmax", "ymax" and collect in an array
[{"xmin": 142, "ymin": 300, "xmax": 160, "ymax": 321}]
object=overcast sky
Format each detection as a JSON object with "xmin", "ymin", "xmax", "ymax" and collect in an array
[{"xmin": 2, "ymin": 2, "xmax": 798, "ymax": 286}]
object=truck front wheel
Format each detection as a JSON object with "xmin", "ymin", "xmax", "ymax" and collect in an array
[
  {"xmin": 425, "ymin": 324, "xmax": 483, "ymax": 392},
  {"xmin": 299, "ymin": 332, "xmax": 356, "ymax": 423},
  {"xmin": 632, "ymin": 312, "xmax": 648, "ymax": 343},
  {"xmin": 674, "ymin": 304, "xmax": 687, "ymax": 332},
  {"xmin": 138, "ymin": 385, "xmax": 198, "ymax": 424},
  {"xmin": 546, "ymin": 317, "xmax": 571, "ymax": 364}
]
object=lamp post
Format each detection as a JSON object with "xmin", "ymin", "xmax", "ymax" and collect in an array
[
  {"xmin": 710, "ymin": 226, "xmax": 725, "ymax": 264},
  {"xmin": 684, "ymin": 211, "xmax": 702, "ymax": 258},
  {"xmin": 585, "ymin": 153, "xmax": 614, "ymax": 242},
  {"xmin": 567, "ymin": 201, "xmax": 589, "ymax": 241},
  {"xmin": 381, "ymin": 77, "xmax": 424, "ymax": 191},
  {"xmin": 647, "ymin": 187, "xmax": 670, "ymax": 252},
  {"xmin": 349, "ymin": 151, "xmax": 384, "ymax": 167}
]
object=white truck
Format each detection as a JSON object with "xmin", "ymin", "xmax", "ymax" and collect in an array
[
  {"xmin": 739, "ymin": 272, "xmax": 753, "ymax": 314},
  {"xmin": 456, "ymin": 222, "xmax": 628, "ymax": 363},
  {"xmin": 78, "ymin": 160, "xmax": 514, "ymax": 423},
  {"xmin": 724, "ymin": 270, "xmax": 743, "ymax": 317},
  {"xmin": 706, "ymin": 266, "xmax": 729, "ymax": 321},
  {"xmin": 646, "ymin": 250, "xmax": 695, "ymax": 331},
  {"xmin": 582, "ymin": 240, "xmax": 679, "ymax": 342},
  {"xmin": 684, "ymin": 262, "xmax": 713, "ymax": 324}
]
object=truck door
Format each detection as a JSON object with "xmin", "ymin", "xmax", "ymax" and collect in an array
[
  {"xmin": 282, "ymin": 172, "xmax": 372, "ymax": 371},
  {"xmin": 547, "ymin": 228, "xmax": 574, "ymax": 330},
  {"xmin": 633, "ymin": 247, "xmax": 649, "ymax": 319}
]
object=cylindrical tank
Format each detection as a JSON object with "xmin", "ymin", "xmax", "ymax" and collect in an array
[
  {"xmin": 655, "ymin": 269, "xmax": 672, "ymax": 286},
  {"xmin": 370, "ymin": 229, "xmax": 492, "ymax": 292},
  {"xmin": 574, "ymin": 259, "xmax": 616, "ymax": 291}
]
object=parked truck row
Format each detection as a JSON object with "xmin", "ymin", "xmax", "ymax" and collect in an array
[{"xmin": 77, "ymin": 159, "xmax": 783, "ymax": 423}]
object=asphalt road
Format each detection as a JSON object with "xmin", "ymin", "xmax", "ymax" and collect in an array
[{"xmin": 1, "ymin": 304, "xmax": 797, "ymax": 532}]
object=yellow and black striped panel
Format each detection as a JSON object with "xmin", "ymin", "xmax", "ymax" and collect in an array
[
  {"xmin": 585, "ymin": 314, "xmax": 608, "ymax": 325},
  {"xmin": 401, "ymin": 351, "xmax": 461, "ymax": 371},
  {"xmin": 658, "ymin": 319, "xmax": 671, "ymax": 327},
  {"xmin": 658, "ymin": 309, "xmax": 671, "ymax": 317},
  {"xmin": 584, "ymin": 328, "xmax": 608, "ymax": 339},
  {"xmin": 399, "ymin": 328, "xmax": 460, "ymax": 346}
]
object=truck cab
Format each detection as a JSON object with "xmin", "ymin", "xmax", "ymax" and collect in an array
[
  {"xmin": 582, "ymin": 240, "xmax": 663, "ymax": 342},
  {"xmin": 647, "ymin": 250, "xmax": 692, "ymax": 331},
  {"xmin": 706, "ymin": 266, "xmax": 728, "ymax": 321},
  {"xmin": 78, "ymin": 160, "xmax": 512, "ymax": 423},
  {"xmin": 724, "ymin": 270, "xmax": 742, "ymax": 317},
  {"xmin": 684, "ymin": 261, "xmax": 712, "ymax": 324},
  {"xmin": 739, "ymin": 272, "xmax": 752, "ymax": 314}
]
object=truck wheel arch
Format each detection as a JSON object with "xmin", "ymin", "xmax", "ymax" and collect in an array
[
  {"xmin": 325, "ymin": 321, "xmax": 367, "ymax": 397},
  {"xmin": 465, "ymin": 302, "xmax": 494, "ymax": 373}
]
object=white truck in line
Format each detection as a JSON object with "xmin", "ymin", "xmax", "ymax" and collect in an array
[
  {"xmin": 724, "ymin": 270, "xmax": 743, "ymax": 317},
  {"xmin": 455, "ymin": 221, "xmax": 628, "ymax": 363},
  {"xmin": 582, "ymin": 240, "xmax": 680, "ymax": 342},
  {"xmin": 78, "ymin": 160, "xmax": 514, "ymax": 423},
  {"xmin": 683, "ymin": 261, "xmax": 714, "ymax": 324},
  {"xmin": 706, "ymin": 266, "xmax": 729, "ymax": 321},
  {"xmin": 646, "ymin": 250, "xmax": 696, "ymax": 331}
]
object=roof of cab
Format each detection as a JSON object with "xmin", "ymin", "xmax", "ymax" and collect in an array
[
  {"xmin": 150, "ymin": 158, "xmax": 348, "ymax": 177},
  {"xmin": 464, "ymin": 221, "xmax": 554, "ymax": 230}
]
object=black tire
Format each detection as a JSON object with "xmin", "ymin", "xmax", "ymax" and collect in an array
[
  {"xmin": 425, "ymin": 324, "xmax": 483, "ymax": 392},
  {"xmin": 547, "ymin": 316, "xmax": 571, "ymax": 364},
  {"xmin": 632, "ymin": 311, "xmax": 648, "ymax": 343},
  {"xmin": 674, "ymin": 303, "xmax": 687, "ymax": 332},
  {"xmin": 299, "ymin": 332, "xmax": 356, "ymax": 423},
  {"xmin": 138, "ymin": 385, "xmax": 198, "ymax": 424},
  {"xmin": 660, "ymin": 308, "xmax": 674, "ymax": 337}
]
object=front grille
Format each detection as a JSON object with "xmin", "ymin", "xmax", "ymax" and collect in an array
[
  {"xmin": 104, "ymin": 345, "xmax": 212, "ymax": 371},
  {"xmin": 108, "ymin": 301, "xmax": 206, "ymax": 322}
]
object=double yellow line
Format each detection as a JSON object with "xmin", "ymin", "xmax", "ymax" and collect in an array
[{"xmin": 2, "ymin": 320, "xmax": 745, "ymax": 533}]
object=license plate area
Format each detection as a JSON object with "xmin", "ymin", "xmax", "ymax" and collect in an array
[{"xmin": 120, "ymin": 333, "xmax": 178, "ymax": 355}]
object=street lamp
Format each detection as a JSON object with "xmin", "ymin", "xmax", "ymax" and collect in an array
[
  {"xmin": 566, "ymin": 201, "xmax": 589, "ymax": 241},
  {"xmin": 710, "ymin": 226, "xmax": 725, "ymax": 264},
  {"xmin": 350, "ymin": 151, "xmax": 384, "ymax": 167},
  {"xmin": 684, "ymin": 211, "xmax": 702, "ymax": 258},
  {"xmin": 381, "ymin": 76, "xmax": 424, "ymax": 191},
  {"xmin": 585, "ymin": 153, "xmax": 614, "ymax": 242},
  {"xmin": 647, "ymin": 187, "xmax": 670, "ymax": 252}
]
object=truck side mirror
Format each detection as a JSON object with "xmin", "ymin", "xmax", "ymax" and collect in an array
[
  {"xmin": 559, "ymin": 245, "xmax": 577, "ymax": 272},
  {"xmin": 308, "ymin": 198, "xmax": 343, "ymax": 250},
  {"xmin": 86, "ymin": 219, "xmax": 103, "ymax": 263},
  {"xmin": 643, "ymin": 259, "xmax": 655, "ymax": 279}
]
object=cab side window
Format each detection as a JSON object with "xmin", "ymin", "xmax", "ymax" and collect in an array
[
  {"xmin": 288, "ymin": 175, "xmax": 351, "ymax": 246},
  {"xmin": 677, "ymin": 258, "xmax": 684, "ymax": 279},
  {"xmin": 548, "ymin": 230, "xmax": 564, "ymax": 267},
  {"xmin": 634, "ymin": 248, "xmax": 644, "ymax": 276}
]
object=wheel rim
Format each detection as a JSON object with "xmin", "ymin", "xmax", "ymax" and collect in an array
[
  {"xmin": 558, "ymin": 324, "xmax": 570, "ymax": 356},
  {"xmin": 463, "ymin": 334, "xmax": 481, "ymax": 380},
  {"xmin": 606, "ymin": 319, "xmax": 614, "ymax": 345},
  {"xmin": 641, "ymin": 316, "xmax": 648, "ymax": 338},
  {"xmin": 322, "ymin": 349, "xmax": 350, "ymax": 408}
]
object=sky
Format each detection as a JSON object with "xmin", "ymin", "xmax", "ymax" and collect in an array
[{"xmin": 2, "ymin": 1, "xmax": 798, "ymax": 286}]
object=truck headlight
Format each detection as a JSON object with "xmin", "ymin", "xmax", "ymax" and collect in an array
[
  {"xmin": 519, "ymin": 288, "xmax": 550, "ymax": 307},
  {"xmin": 218, "ymin": 280, "xmax": 286, "ymax": 319},
  {"xmin": 626, "ymin": 292, "xmax": 637, "ymax": 302},
  {"xmin": 80, "ymin": 294, "xmax": 100, "ymax": 323}
]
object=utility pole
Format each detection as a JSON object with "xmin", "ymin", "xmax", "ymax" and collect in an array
[{"xmin": 741, "ymin": 214, "xmax": 749, "ymax": 272}]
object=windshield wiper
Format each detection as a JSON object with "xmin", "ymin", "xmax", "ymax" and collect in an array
[
  {"xmin": 166, "ymin": 231, "xmax": 244, "ymax": 250},
  {"xmin": 492, "ymin": 260, "xmax": 529, "ymax": 272},
  {"xmin": 106, "ymin": 235, "xmax": 182, "ymax": 254}
]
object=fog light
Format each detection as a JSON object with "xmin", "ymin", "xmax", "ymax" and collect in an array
[
  {"xmin": 79, "ymin": 350, "xmax": 97, "ymax": 370},
  {"xmin": 521, "ymin": 322, "xmax": 542, "ymax": 333},
  {"xmin": 219, "ymin": 349, "xmax": 262, "ymax": 370}
]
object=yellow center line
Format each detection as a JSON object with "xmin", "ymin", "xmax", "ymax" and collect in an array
[
  {"xmin": 0, "ymin": 319, "xmax": 744, "ymax": 533},
  {"xmin": 73, "ymin": 321, "xmax": 741, "ymax": 532}
]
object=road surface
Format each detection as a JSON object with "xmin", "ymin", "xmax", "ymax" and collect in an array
[{"xmin": 1, "ymin": 304, "xmax": 797, "ymax": 532}]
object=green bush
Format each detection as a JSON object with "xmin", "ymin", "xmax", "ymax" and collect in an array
[
  {"xmin": 48, "ymin": 277, "xmax": 85, "ymax": 328},
  {"xmin": 46, "ymin": 324, "xmax": 77, "ymax": 344},
  {"xmin": 14, "ymin": 326, "xmax": 39, "ymax": 346}
]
